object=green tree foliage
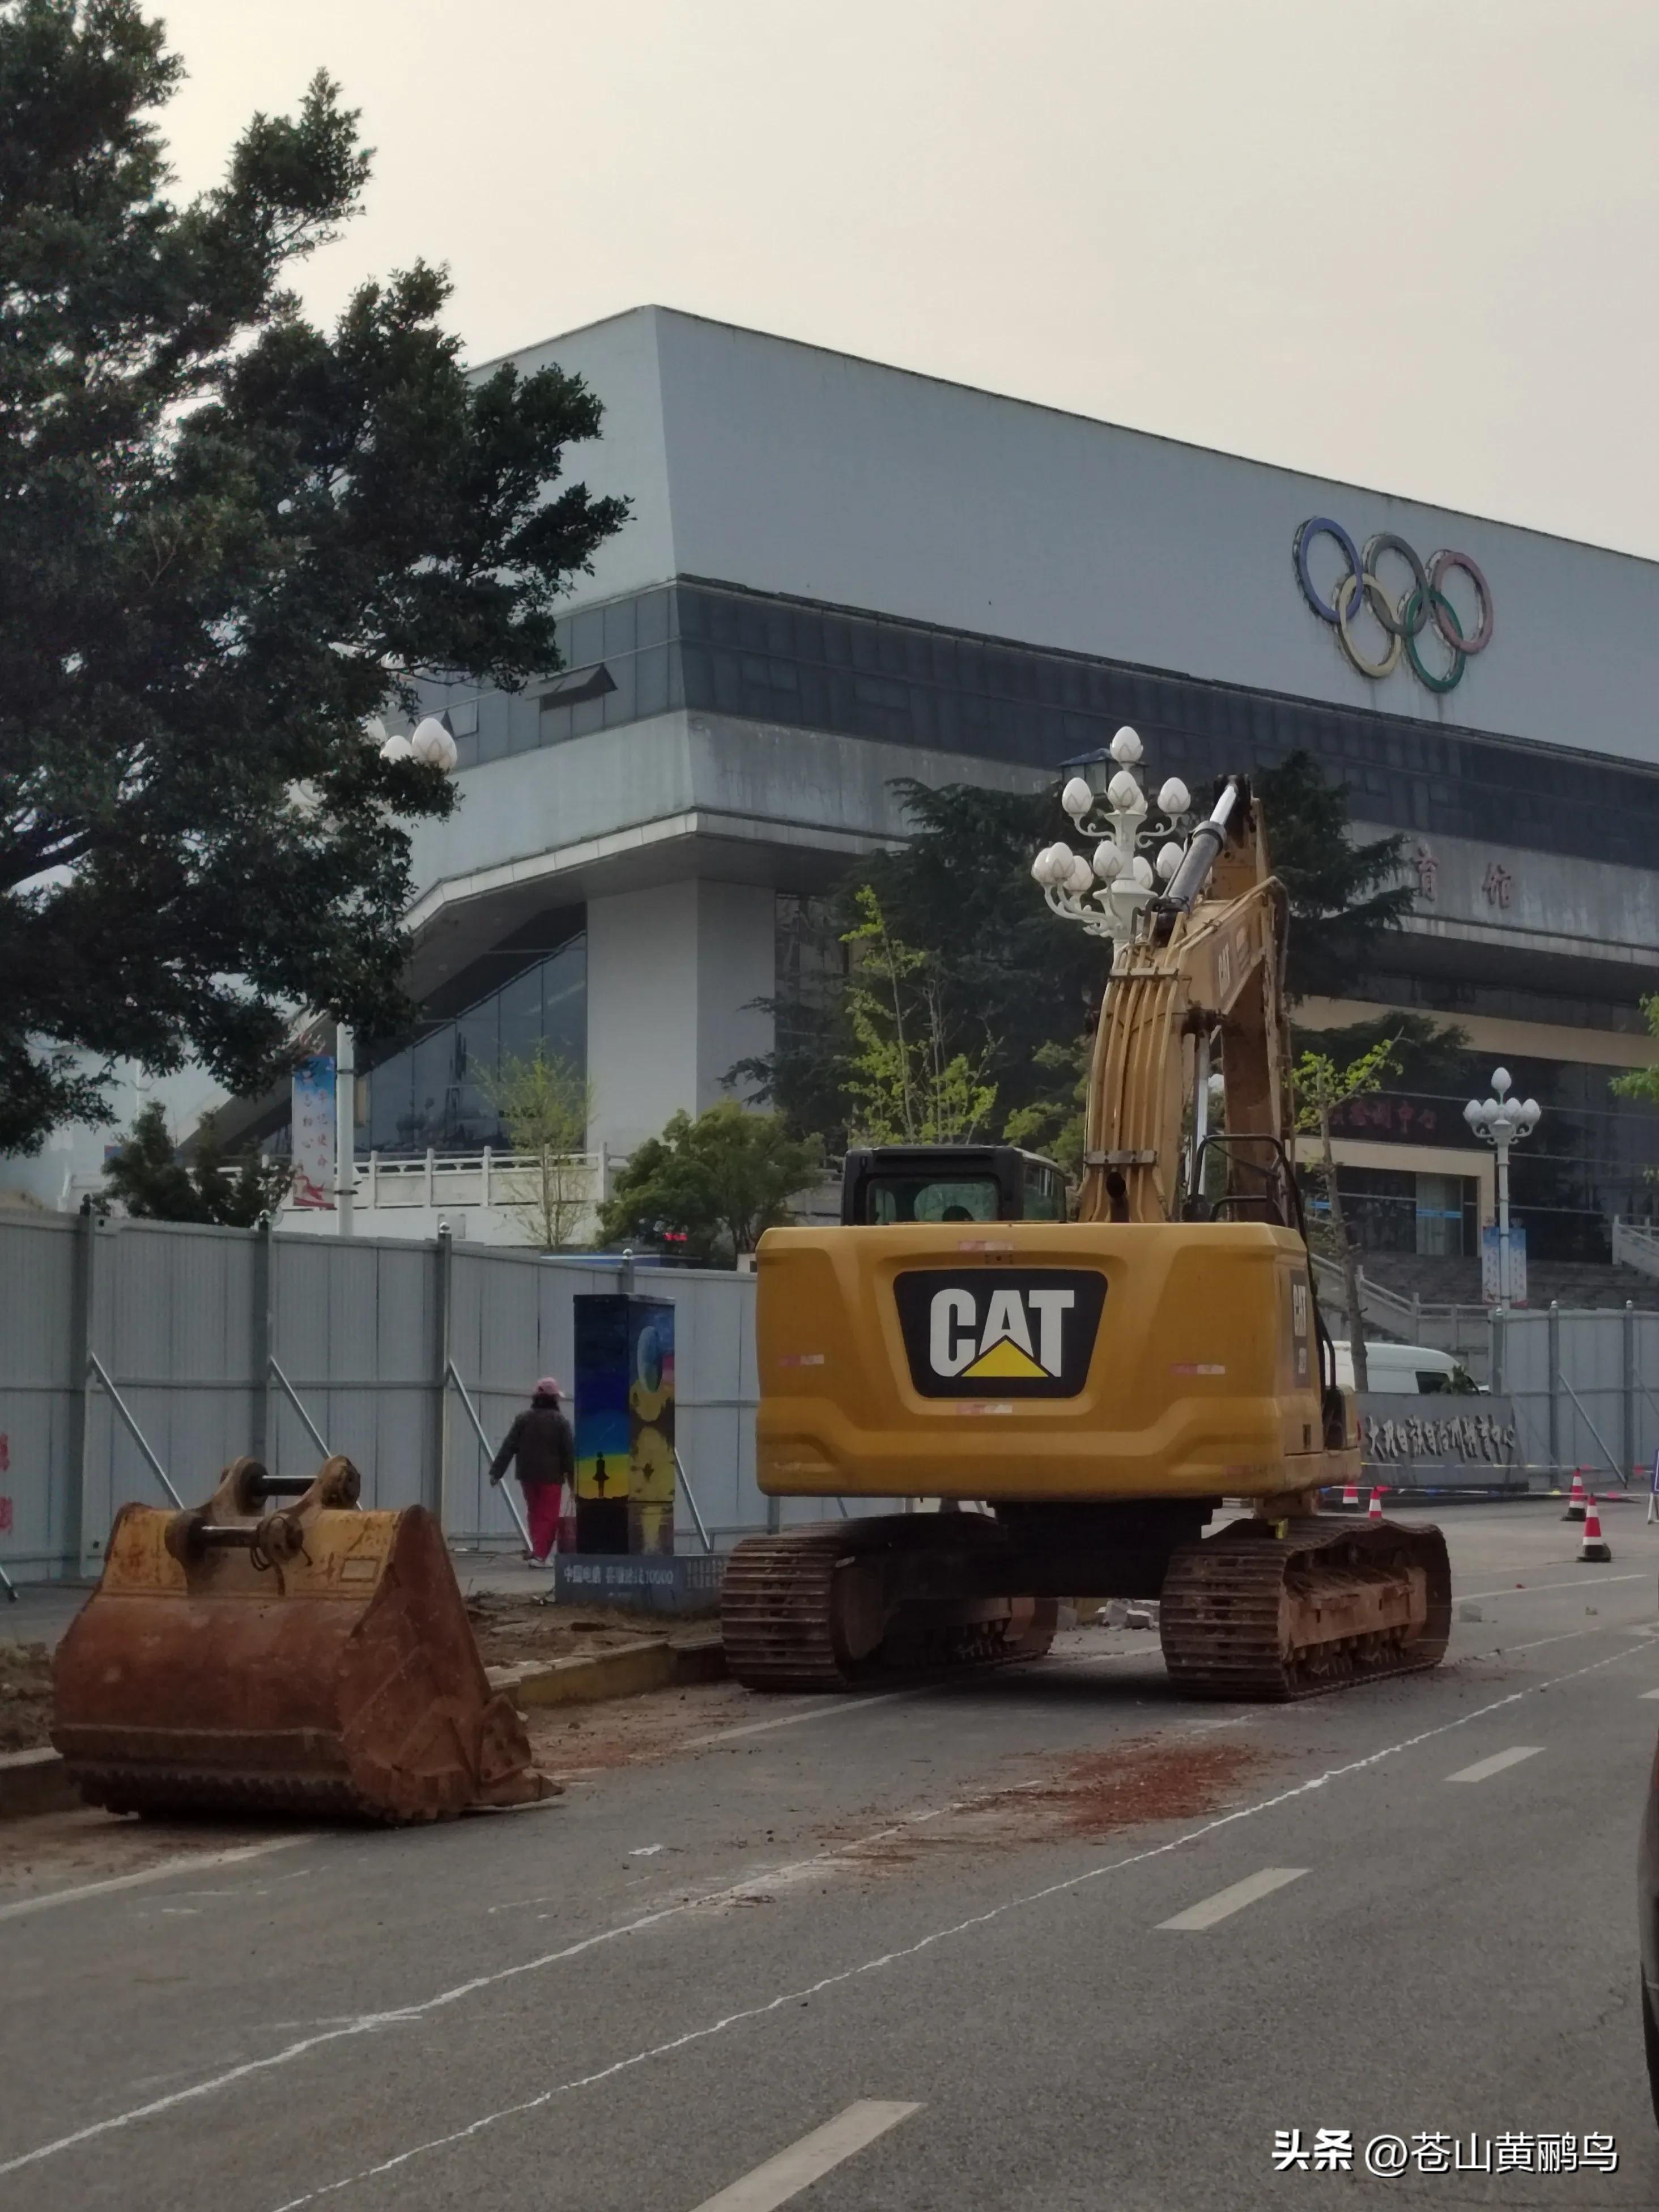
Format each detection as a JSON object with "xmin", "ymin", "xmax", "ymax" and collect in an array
[
  {"xmin": 1293, "ymin": 1036, "xmax": 1400, "ymax": 1393},
  {"xmin": 738, "ymin": 755, "xmax": 1413, "ymax": 1156},
  {"xmin": 733, "ymin": 781, "xmax": 1097, "ymax": 1147},
  {"xmin": 1291, "ymin": 1009, "xmax": 1470, "ymax": 1096},
  {"xmin": 1002, "ymin": 1036, "xmax": 1089, "ymax": 1179},
  {"xmin": 478, "ymin": 1047, "xmax": 593, "ymax": 1252},
  {"xmin": 1254, "ymin": 751, "xmax": 1413, "ymax": 1001},
  {"xmin": 840, "ymin": 888, "xmax": 997, "ymax": 1143},
  {"xmin": 103, "ymin": 1100, "xmax": 291, "ymax": 1224},
  {"xmin": 598, "ymin": 1101, "xmax": 819, "ymax": 1267},
  {"xmin": 1611, "ymin": 996, "xmax": 1659, "ymax": 1108},
  {"xmin": 0, "ymin": 2, "xmax": 627, "ymax": 1155}
]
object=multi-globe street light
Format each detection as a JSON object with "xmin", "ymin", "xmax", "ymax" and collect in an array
[
  {"xmin": 1030, "ymin": 725, "xmax": 1194, "ymax": 946},
  {"xmin": 1462, "ymin": 1068, "xmax": 1541, "ymax": 1311}
]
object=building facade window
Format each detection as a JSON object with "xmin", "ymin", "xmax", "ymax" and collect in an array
[
  {"xmin": 361, "ymin": 911, "xmax": 586, "ymax": 1155},
  {"xmin": 415, "ymin": 580, "xmax": 1659, "ymax": 871}
]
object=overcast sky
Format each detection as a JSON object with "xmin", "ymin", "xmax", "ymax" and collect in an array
[{"xmin": 155, "ymin": 1, "xmax": 1659, "ymax": 557}]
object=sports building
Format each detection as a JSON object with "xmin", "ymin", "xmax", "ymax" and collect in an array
[{"xmin": 18, "ymin": 305, "xmax": 1659, "ymax": 1280}]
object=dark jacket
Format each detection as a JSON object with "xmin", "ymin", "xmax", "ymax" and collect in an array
[{"xmin": 489, "ymin": 1404, "xmax": 575, "ymax": 1490}]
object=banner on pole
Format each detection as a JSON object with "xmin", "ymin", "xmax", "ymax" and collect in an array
[
  {"xmin": 1481, "ymin": 1223, "xmax": 1527, "ymax": 1306},
  {"xmin": 291, "ymin": 1055, "xmax": 336, "ymax": 1209}
]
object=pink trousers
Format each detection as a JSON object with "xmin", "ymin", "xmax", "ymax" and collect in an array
[{"xmin": 523, "ymin": 1481, "xmax": 564, "ymax": 1562}]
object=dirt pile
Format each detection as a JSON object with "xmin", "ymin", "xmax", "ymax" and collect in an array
[
  {"xmin": 0, "ymin": 1641, "xmax": 54, "ymax": 1754},
  {"xmin": 463, "ymin": 1593, "xmax": 680, "ymax": 1671}
]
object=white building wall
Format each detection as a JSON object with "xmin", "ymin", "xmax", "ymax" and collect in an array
[
  {"xmin": 513, "ymin": 305, "xmax": 1659, "ymax": 769},
  {"xmin": 585, "ymin": 879, "xmax": 776, "ymax": 1158}
]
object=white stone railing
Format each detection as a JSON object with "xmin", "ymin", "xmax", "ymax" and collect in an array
[
  {"xmin": 1612, "ymin": 1216, "xmax": 1659, "ymax": 1283},
  {"xmin": 283, "ymin": 1149, "xmax": 610, "ymax": 1214}
]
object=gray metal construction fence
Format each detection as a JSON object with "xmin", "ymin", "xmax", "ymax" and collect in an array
[
  {"xmin": 0, "ymin": 1210, "xmax": 828, "ymax": 1586},
  {"xmin": 8, "ymin": 1209, "xmax": 1659, "ymax": 1584}
]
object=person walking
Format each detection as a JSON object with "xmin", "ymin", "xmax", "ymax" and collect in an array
[{"xmin": 488, "ymin": 1377, "xmax": 575, "ymax": 1564}]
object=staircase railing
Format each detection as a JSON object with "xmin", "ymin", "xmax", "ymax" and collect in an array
[
  {"xmin": 1309, "ymin": 1255, "xmax": 1491, "ymax": 1377},
  {"xmin": 1612, "ymin": 1216, "xmax": 1659, "ymax": 1284}
]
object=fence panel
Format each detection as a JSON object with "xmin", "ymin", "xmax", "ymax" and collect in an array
[
  {"xmin": 269, "ymin": 1233, "xmax": 439, "ymax": 1512},
  {"xmin": 0, "ymin": 1214, "xmax": 81, "ymax": 1577}
]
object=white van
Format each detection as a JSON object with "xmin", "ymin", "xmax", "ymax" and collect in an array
[{"xmin": 1332, "ymin": 1340, "xmax": 1467, "ymax": 1396}]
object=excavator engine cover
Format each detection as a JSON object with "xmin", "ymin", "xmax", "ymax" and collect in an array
[{"xmin": 53, "ymin": 1457, "xmax": 551, "ymax": 1822}]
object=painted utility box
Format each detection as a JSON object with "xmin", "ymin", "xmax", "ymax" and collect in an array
[{"xmin": 572, "ymin": 1296, "xmax": 676, "ymax": 1555}]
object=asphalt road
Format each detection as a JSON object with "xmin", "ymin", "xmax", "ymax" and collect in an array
[{"xmin": 4, "ymin": 1502, "xmax": 1659, "ymax": 2212}]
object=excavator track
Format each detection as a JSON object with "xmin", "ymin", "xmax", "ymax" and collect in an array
[
  {"xmin": 1159, "ymin": 1515, "xmax": 1451, "ymax": 1700},
  {"xmin": 721, "ymin": 1518, "xmax": 1056, "ymax": 1692}
]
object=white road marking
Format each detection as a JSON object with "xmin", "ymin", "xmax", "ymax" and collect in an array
[
  {"xmin": 687, "ymin": 1690, "xmax": 921, "ymax": 1747},
  {"xmin": 687, "ymin": 2102, "xmax": 920, "ymax": 2212},
  {"xmin": 1640, "ymin": 1688, "xmax": 1659, "ymax": 1700},
  {"xmin": 686, "ymin": 1645, "xmax": 1147, "ymax": 1749},
  {"xmin": 12, "ymin": 1630, "xmax": 1649, "ymax": 2197},
  {"xmin": 1459, "ymin": 1572, "xmax": 1648, "ymax": 1602},
  {"xmin": 228, "ymin": 1641, "xmax": 1649, "ymax": 2212},
  {"xmin": 1445, "ymin": 1746, "xmax": 1543, "ymax": 1784},
  {"xmin": 0, "ymin": 1835, "xmax": 315, "ymax": 1924},
  {"xmin": 0, "ymin": 1791, "xmax": 987, "ymax": 2181},
  {"xmin": 1158, "ymin": 1866, "xmax": 1307, "ymax": 1930}
]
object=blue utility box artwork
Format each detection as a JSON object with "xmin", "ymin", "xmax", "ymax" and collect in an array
[{"xmin": 572, "ymin": 1296, "xmax": 675, "ymax": 1556}]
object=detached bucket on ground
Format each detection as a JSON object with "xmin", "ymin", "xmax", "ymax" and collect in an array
[{"xmin": 53, "ymin": 1456, "xmax": 551, "ymax": 1822}]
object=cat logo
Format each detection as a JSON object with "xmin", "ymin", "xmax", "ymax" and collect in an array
[{"xmin": 893, "ymin": 1270, "xmax": 1107, "ymax": 1399}]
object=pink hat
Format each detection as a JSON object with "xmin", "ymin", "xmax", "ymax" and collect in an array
[{"xmin": 534, "ymin": 1376, "xmax": 563, "ymax": 1399}]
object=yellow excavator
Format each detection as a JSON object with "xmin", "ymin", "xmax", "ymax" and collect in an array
[{"xmin": 721, "ymin": 766, "xmax": 1450, "ymax": 1698}]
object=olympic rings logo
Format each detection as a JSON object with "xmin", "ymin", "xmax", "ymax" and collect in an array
[{"xmin": 1294, "ymin": 518, "xmax": 1494, "ymax": 694}]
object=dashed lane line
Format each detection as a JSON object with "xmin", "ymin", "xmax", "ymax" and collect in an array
[
  {"xmin": 1157, "ymin": 1866, "xmax": 1307, "ymax": 1930},
  {"xmin": 687, "ymin": 2101, "xmax": 921, "ymax": 2212},
  {"xmin": 1444, "ymin": 1746, "xmax": 1543, "ymax": 1785}
]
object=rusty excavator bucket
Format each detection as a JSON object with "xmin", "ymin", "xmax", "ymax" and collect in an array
[{"xmin": 53, "ymin": 1457, "xmax": 552, "ymax": 1823}]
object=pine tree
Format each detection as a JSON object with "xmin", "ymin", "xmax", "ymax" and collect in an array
[{"xmin": 0, "ymin": 3, "xmax": 626, "ymax": 1154}]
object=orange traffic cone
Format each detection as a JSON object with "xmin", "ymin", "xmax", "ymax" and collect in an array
[
  {"xmin": 1342, "ymin": 1477, "xmax": 1360, "ymax": 1509},
  {"xmin": 1579, "ymin": 1495, "xmax": 1611, "ymax": 1563},
  {"xmin": 1563, "ymin": 1470, "xmax": 1587, "ymax": 1522},
  {"xmin": 1367, "ymin": 1486, "xmax": 1384, "ymax": 1522}
]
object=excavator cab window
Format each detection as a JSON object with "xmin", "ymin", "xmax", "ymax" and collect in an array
[
  {"xmin": 841, "ymin": 1146, "xmax": 1064, "ymax": 1225},
  {"xmin": 867, "ymin": 1176, "xmax": 999, "ymax": 1224}
]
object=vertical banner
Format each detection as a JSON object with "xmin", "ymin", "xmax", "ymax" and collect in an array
[
  {"xmin": 291, "ymin": 1055, "xmax": 336, "ymax": 1209},
  {"xmin": 1481, "ymin": 1223, "xmax": 1526, "ymax": 1305}
]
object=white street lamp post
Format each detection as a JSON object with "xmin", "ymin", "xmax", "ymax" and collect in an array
[
  {"xmin": 329, "ymin": 714, "xmax": 461, "ymax": 1237},
  {"xmin": 1462, "ymin": 1068, "xmax": 1541, "ymax": 1311},
  {"xmin": 1030, "ymin": 725, "xmax": 1194, "ymax": 948}
]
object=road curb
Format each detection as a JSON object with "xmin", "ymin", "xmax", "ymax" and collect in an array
[
  {"xmin": 0, "ymin": 1746, "xmax": 81, "ymax": 1820},
  {"xmin": 487, "ymin": 1631, "xmax": 726, "ymax": 1711}
]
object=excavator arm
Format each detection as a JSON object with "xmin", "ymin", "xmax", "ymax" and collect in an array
[{"xmin": 1079, "ymin": 779, "xmax": 1291, "ymax": 1229}]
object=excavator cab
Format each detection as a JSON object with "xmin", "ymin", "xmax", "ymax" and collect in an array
[{"xmin": 841, "ymin": 1145, "xmax": 1068, "ymax": 1226}]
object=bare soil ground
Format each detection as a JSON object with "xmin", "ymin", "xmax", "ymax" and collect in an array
[
  {"xmin": 464, "ymin": 1593, "xmax": 714, "ymax": 1670},
  {"xmin": 0, "ymin": 1640, "xmax": 53, "ymax": 1753}
]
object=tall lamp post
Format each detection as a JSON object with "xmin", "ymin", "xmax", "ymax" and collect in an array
[
  {"xmin": 326, "ymin": 714, "xmax": 460, "ymax": 1236},
  {"xmin": 1463, "ymin": 1069, "xmax": 1540, "ymax": 1311},
  {"xmin": 1031, "ymin": 725, "xmax": 1194, "ymax": 948}
]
